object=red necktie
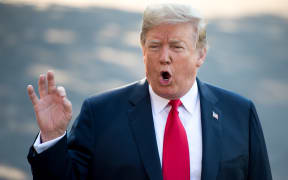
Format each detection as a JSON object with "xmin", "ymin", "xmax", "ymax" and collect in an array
[{"xmin": 162, "ymin": 99, "xmax": 190, "ymax": 180}]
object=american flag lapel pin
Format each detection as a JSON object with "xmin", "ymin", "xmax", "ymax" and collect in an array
[{"xmin": 212, "ymin": 111, "xmax": 219, "ymax": 120}]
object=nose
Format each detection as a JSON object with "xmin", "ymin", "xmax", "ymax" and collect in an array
[{"xmin": 159, "ymin": 46, "xmax": 171, "ymax": 65}]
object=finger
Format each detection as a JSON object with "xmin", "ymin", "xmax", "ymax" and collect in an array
[
  {"xmin": 63, "ymin": 97, "xmax": 72, "ymax": 114},
  {"xmin": 57, "ymin": 86, "xmax": 66, "ymax": 98},
  {"xmin": 57, "ymin": 86, "xmax": 72, "ymax": 115},
  {"xmin": 38, "ymin": 74, "xmax": 47, "ymax": 98},
  {"xmin": 47, "ymin": 70, "xmax": 56, "ymax": 94},
  {"xmin": 27, "ymin": 85, "xmax": 39, "ymax": 106}
]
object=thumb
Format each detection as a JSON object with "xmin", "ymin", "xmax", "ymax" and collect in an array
[
  {"xmin": 63, "ymin": 97, "xmax": 72, "ymax": 114},
  {"xmin": 57, "ymin": 86, "xmax": 67, "ymax": 98}
]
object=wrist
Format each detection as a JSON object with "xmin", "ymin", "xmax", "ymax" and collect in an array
[{"xmin": 40, "ymin": 130, "xmax": 66, "ymax": 143}]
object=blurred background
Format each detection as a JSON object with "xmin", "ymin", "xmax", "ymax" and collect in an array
[{"xmin": 0, "ymin": 0, "xmax": 287, "ymax": 179}]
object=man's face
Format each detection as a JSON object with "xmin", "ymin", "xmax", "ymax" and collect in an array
[{"xmin": 142, "ymin": 22, "xmax": 206, "ymax": 99}]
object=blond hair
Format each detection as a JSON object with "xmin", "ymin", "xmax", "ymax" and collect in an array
[{"xmin": 140, "ymin": 3, "xmax": 207, "ymax": 49}]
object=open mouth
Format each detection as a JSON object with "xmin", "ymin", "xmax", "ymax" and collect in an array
[
  {"xmin": 160, "ymin": 71, "xmax": 172, "ymax": 85},
  {"xmin": 162, "ymin": 71, "xmax": 171, "ymax": 81}
]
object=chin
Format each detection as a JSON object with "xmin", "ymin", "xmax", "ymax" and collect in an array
[
  {"xmin": 156, "ymin": 89, "xmax": 181, "ymax": 100},
  {"xmin": 161, "ymin": 94, "xmax": 181, "ymax": 100}
]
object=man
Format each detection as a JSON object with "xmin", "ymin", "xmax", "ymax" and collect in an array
[{"xmin": 27, "ymin": 3, "xmax": 272, "ymax": 180}]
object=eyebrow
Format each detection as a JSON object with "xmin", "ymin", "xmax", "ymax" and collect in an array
[
  {"xmin": 168, "ymin": 39, "xmax": 184, "ymax": 44},
  {"xmin": 146, "ymin": 40, "xmax": 161, "ymax": 44},
  {"xmin": 147, "ymin": 39, "xmax": 184, "ymax": 44}
]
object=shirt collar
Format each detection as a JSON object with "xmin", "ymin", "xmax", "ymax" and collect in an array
[
  {"xmin": 180, "ymin": 80, "xmax": 199, "ymax": 114},
  {"xmin": 149, "ymin": 81, "xmax": 199, "ymax": 115},
  {"xmin": 149, "ymin": 86, "xmax": 169, "ymax": 115}
]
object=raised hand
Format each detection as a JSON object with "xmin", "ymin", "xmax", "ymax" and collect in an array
[{"xmin": 27, "ymin": 70, "xmax": 72, "ymax": 143}]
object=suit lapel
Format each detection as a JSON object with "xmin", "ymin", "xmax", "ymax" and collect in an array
[
  {"xmin": 197, "ymin": 79, "xmax": 222, "ymax": 180},
  {"xmin": 128, "ymin": 79, "xmax": 163, "ymax": 180},
  {"xmin": 127, "ymin": 78, "xmax": 222, "ymax": 180}
]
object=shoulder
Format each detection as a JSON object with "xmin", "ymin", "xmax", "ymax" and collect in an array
[
  {"xmin": 75, "ymin": 79, "xmax": 148, "ymax": 125},
  {"xmin": 198, "ymin": 80, "xmax": 253, "ymax": 108},
  {"xmin": 84, "ymin": 79, "xmax": 147, "ymax": 106}
]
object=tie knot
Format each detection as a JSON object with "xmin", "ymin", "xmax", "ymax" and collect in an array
[{"xmin": 169, "ymin": 99, "xmax": 182, "ymax": 109}]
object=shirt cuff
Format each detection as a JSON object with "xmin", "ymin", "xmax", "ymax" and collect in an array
[{"xmin": 33, "ymin": 131, "xmax": 66, "ymax": 154}]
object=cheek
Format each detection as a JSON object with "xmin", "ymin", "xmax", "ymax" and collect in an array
[
  {"xmin": 176, "ymin": 59, "xmax": 196, "ymax": 76},
  {"xmin": 143, "ymin": 54, "xmax": 151, "ymax": 68},
  {"xmin": 144, "ymin": 56, "xmax": 153, "ymax": 74},
  {"xmin": 145, "ymin": 54, "xmax": 157, "ymax": 67}
]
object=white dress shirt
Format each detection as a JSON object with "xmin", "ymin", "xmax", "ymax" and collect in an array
[
  {"xmin": 34, "ymin": 81, "xmax": 202, "ymax": 180},
  {"xmin": 149, "ymin": 81, "xmax": 202, "ymax": 180},
  {"xmin": 34, "ymin": 131, "xmax": 65, "ymax": 153}
]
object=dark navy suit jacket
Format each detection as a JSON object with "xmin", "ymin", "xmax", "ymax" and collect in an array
[{"xmin": 28, "ymin": 78, "xmax": 272, "ymax": 180}]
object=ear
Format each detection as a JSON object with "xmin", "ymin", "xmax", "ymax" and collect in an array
[
  {"xmin": 141, "ymin": 43, "xmax": 145, "ymax": 55},
  {"xmin": 141, "ymin": 43, "xmax": 147, "ymax": 63},
  {"xmin": 196, "ymin": 47, "xmax": 207, "ymax": 67}
]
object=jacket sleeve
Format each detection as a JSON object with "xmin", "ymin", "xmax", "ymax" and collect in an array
[
  {"xmin": 248, "ymin": 101, "xmax": 272, "ymax": 180},
  {"xmin": 27, "ymin": 99, "xmax": 94, "ymax": 180}
]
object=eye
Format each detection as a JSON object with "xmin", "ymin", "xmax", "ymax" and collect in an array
[
  {"xmin": 148, "ymin": 45, "xmax": 160, "ymax": 50},
  {"xmin": 172, "ymin": 45, "xmax": 184, "ymax": 51}
]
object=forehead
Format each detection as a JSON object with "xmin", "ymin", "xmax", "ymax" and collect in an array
[{"xmin": 146, "ymin": 22, "xmax": 196, "ymax": 43}]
